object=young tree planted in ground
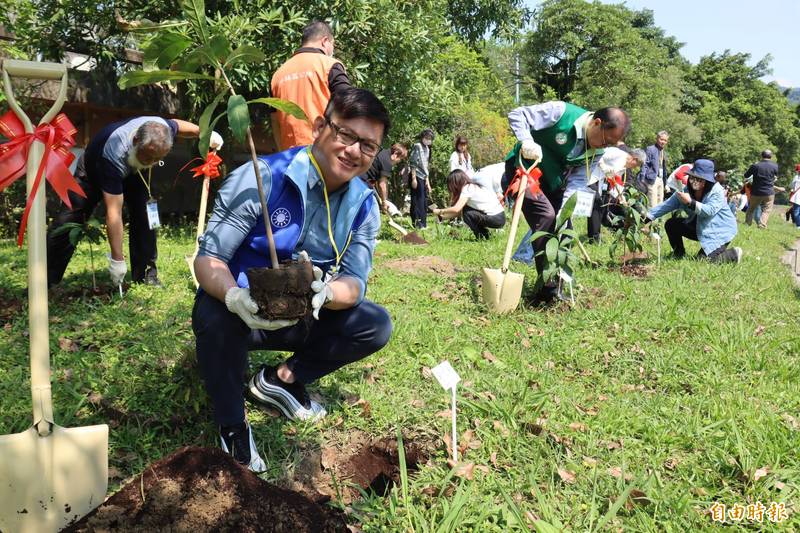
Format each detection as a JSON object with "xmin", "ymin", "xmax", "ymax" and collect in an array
[
  {"xmin": 530, "ymin": 193, "xmax": 580, "ymax": 293},
  {"xmin": 608, "ymin": 186, "xmax": 649, "ymax": 264},
  {"xmin": 50, "ymin": 218, "xmax": 104, "ymax": 289}
]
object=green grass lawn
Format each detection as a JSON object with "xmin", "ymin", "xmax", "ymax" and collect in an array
[{"xmin": 1, "ymin": 211, "xmax": 799, "ymax": 531}]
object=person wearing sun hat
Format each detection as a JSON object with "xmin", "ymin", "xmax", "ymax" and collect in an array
[{"xmin": 647, "ymin": 159, "xmax": 742, "ymax": 264}]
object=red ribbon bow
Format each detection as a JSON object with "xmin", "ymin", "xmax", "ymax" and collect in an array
[
  {"xmin": 606, "ymin": 174, "xmax": 624, "ymax": 189},
  {"xmin": 181, "ymin": 151, "xmax": 223, "ymax": 180},
  {"xmin": 505, "ymin": 165, "xmax": 543, "ymax": 200},
  {"xmin": 0, "ymin": 111, "xmax": 85, "ymax": 246}
]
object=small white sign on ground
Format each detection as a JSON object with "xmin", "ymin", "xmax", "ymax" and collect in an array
[{"xmin": 430, "ymin": 360, "xmax": 461, "ymax": 462}]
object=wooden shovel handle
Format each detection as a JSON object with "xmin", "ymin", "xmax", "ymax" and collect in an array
[{"xmin": 501, "ymin": 158, "xmax": 540, "ymax": 272}]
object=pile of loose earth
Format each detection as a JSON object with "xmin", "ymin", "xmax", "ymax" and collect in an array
[{"xmin": 65, "ymin": 446, "xmax": 347, "ymax": 533}]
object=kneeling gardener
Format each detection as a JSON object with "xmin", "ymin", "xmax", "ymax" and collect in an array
[{"xmin": 192, "ymin": 88, "xmax": 393, "ymax": 471}]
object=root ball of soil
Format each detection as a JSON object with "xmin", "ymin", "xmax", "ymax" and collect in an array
[{"xmin": 247, "ymin": 260, "xmax": 314, "ymax": 320}]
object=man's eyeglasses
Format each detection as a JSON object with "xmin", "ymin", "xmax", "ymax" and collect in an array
[{"xmin": 327, "ymin": 119, "xmax": 381, "ymax": 157}]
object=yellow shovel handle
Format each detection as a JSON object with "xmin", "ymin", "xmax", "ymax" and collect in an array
[{"xmin": 501, "ymin": 157, "xmax": 540, "ymax": 272}]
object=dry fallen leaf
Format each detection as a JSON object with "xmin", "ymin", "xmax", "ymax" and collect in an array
[
  {"xmin": 452, "ymin": 318, "xmax": 463, "ymax": 327},
  {"xmin": 608, "ymin": 466, "xmax": 633, "ymax": 481},
  {"xmin": 410, "ymin": 399, "xmax": 425, "ymax": 408},
  {"xmin": 544, "ymin": 361, "xmax": 555, "ymax": 370},
  {"xmin": 493, "ymin": 421, "xmax": 510, "ymax": 438},
  {"xmin": 436, "ymin": 409, "xmax": 452, "ymax": 418},
  {"xmin": 582, "ymin": 456, "xmax": 598, "ymax": 467},
  {"xmin": 107, "ymin": 466, "xmax": 123, "ymax": 480},
  {"xmin": 430, "ymin": 290, "xmax": 448, "ymax": 301},
  {"xmin": 58, "ymin": 337, "xmax": 79, "ymax": 352},
  {"xmin": 490, "ymin": 452, "xmax": 498, "ymax": 467},
  {"xmin": 606, "ymin": 439, "xmax": 623, "ymax": 451},
  {"xmin": 482, "ymin": 350, "xmax": 498, "ymax": 363},
  {"xmin": 663, "ymin": 458, "xmax": 679, "ymax": 471},
  {"xmin": 521, "ymin": 338, "xmax": 531, "ymax": 348},
  {"xmin": 775, "ymin": 481, "xmax": 786, "ymax": 490},
  {"xmin": 597, "ymin": 395, "xmax": 609, "ymax": 402},
  {"xmin": 87, "ymin": 391, "xmax": 103, "ymax": 405},
  {"xmin": 753, "ymin": 466, "xmax": 770, "ymax": 481},
  {"xmin": 448, "ymin": 460, "xmax": 476, "ymax": 480},
  {"xmin": 754, "ymin": 325, "xmax": 766, "ymax": 336},
  {"xmin": 568, "ymin": 422, "xmax": 588, "ymax": 432},
  {"xmin": 625, "ymin": 489, "xmax": 652, "ymax": 509},
  {"xmin": 421, "ymin": 366, "xmax": 432, "ymax": 378},
  {"xmin": 557, "ymin": 468, "xmax": 576, "ymax": 484}
]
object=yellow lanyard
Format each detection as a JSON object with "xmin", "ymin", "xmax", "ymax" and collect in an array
[
  {"xmin": 306, "ymin": 148, "xmax": 353, "ymax": 270},
  {"xmin": 137, "ymin": 167, "xmax": 153, "ymax": 199}
]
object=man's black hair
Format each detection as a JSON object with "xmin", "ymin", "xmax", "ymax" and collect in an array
[
  {"xmin": 302, "ymin": 20, "xmax": 333, "ymax": 45},
  {"xmin": 595, "ymin": 107, "xmax": 631, "ymax": 136},
  {"xmin": 761, "ymin": 149, "xmax": 773, "ymax": 159},
  {"xmin": 323, "ymin": 87, "xmax": 391, "ymax": 140}
]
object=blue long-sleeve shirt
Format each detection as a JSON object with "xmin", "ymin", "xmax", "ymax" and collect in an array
[{"xmin": 648, "ymin": 182, "xmax": 737, "ymax": 254}]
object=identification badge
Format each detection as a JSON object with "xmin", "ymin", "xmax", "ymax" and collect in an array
[{"xmin": 146, "ymin": 199, "xmax": 161, "ymax": 230}]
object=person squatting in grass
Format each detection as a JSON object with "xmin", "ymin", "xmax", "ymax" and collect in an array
[
  {"xmin": 408, "ymin": 128, "xmax": 435, "ymax": 228},
  {"xmin": 646, "ymin": 159, "xmax": 742, "ymax": 264},
  {"xmin": 432, "ymin": 170, "xmax": 506, "ymax": 239},
  {"xmin": 192, "ymin": 88, "xmax": 393, "ymax": 472},
  {"xmin": 362, "ymin": 142, "xmax": 407, "ymax": 214},
  {"xmin": 504, "ymin": 100, "xmax": 630, "ymax": 301},
  {"xmin": 46, "ymin": 117, "xmax": 222, "ymax": 287}
]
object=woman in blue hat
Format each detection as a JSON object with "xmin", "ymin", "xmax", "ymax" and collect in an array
[{"xmin": 647, "ymin": 159, "xmax": 742, "ymax": 263}]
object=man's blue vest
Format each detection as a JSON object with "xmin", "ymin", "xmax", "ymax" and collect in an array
[{"xmin": 227, "ymin": 146, "xmax": 375, "ymax": 288}]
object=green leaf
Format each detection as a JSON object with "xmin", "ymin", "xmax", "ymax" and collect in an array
[
  {"xmin": 225, "ymin": 45, "xmax": 265, "ymax": 68},
  {"xmin": 545, "ymin": 237, "xmax": 558, "ymax": 263},
  {"xmin": 556, "ymin": 192, "xmax": 578, "ymax": 229},
  {"xmin": 208, "ymin": 34, "xmax": 232, "ymax": 62},
  {"xmin": 248, "ymin": 97, "xmax": 308, "ymax": 121},
  {"xmin": 227, "ymin": 94, "xmax": 250, "ymax": 144},
  {"xmin": 143, "ymin": 32, "xmax": 192, "ymax": 70},
  {"xmin": 179, "ymin": 0, "xmax": 209, "ymax": 44},
  {"xmin": 51, "ymin": 222, "xmax": 82, "ymax": 238},
  {"xmin": 118, "ymin": 18, "xmax": 188, "ymax": 33},
  {"xmin": 174, "ymin": 47, "xmax": 208, "ymax": 73},
  {"xmin": 68, "ymin": 227, "xmax": 83, "ymax": 247},
  {"xmin": 530, "ymin": 230, "xmax": 551, "ymax": 241},
  {"xmin": 118, "ymin": 70, "xmax": 215, "ymax": 89},
  {"xmin": 533, "ymin": 520, "xmax": 562, "ymax": 533},
  {"xmin": 198, "ymin": 91, "xmax": 227, "ymax": 156}
]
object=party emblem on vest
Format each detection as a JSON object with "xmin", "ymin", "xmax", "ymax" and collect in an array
[
  {"xmin": 271, "ymin": 208, "xmax": 291, "ymax": 228},
  {"xmin": 555, "ymin": 132, "xmax": 568, "ymax": 145}
]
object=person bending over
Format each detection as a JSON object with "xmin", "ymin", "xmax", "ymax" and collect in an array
[{"xmin": 433, "ymin": 170, "xmax": 505, "ymax": 239}]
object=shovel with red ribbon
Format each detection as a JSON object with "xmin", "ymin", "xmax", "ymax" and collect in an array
[{"xmin": 181, "ymin": 150, "xmax": 224, "ymax": 287}]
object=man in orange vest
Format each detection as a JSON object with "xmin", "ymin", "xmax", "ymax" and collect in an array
[{"xmin": 271, "ymin": 21, "xmax": 352, "ymax": 150}]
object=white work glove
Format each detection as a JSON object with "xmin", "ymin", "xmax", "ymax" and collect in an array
[
  {"xmin": 209, "ymin": 130, "xmax": 224, "ymax": 150},
  {"xmin": 298, "ymin": 251, "xmax": 333, "ymax": 320},
  {"xmin": 224, "ymin": 286, "xmax": 298, "ymax": 330},
  {"xmin": 107, "ymin": 254, "xmax": 127, "ymax": 285},
  {"xmin": 520, "ymin": 139, "xmax": 543, "ymax": 161}
]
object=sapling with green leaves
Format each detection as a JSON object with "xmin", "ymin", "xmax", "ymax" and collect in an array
[
  {"xmin": 608, "ymin": 186, "xmax": 650, "ymax": 264},
  {"xmin": 51, "ymin": 218, "xmax": 104, "ymax": 289},
  {"xmin": 118, "ymin": 0, "xmax": 306, "ymax": 270},
  {"xmin": 530, "ymin": 193, "xmax": 580, "ymax": 293}
]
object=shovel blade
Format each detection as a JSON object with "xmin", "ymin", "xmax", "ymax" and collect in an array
[
  {"xmin": 0, "ymin": 424, "xmax": 108, "ymax": 533},
  {"xmin": 481, "ymin": 267, "xmax": 524, "ymax": 314}
]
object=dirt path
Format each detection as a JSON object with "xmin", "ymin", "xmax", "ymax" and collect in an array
[{"xmin": 780, "ymin": 238, "xmax": 800, "ymax": 287}]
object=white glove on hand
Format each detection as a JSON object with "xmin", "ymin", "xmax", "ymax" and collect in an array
[
  {"xmin": 225, "ymin": 286, "xmax": 298, "ymax": 330},
  {"xmin": 298, "ymin": 251, "xmax": 333, "ymax": 320},
  {"xmin": 520, "ymin": 139, "xmax": 543, "ymax": 161},
  {"xmin": 107, "ymin": 254, "xmax": 127, "ymax": 285},
  {"xmin": 209, "ymin": 130, "xmax": 224, "ymax": 150}
]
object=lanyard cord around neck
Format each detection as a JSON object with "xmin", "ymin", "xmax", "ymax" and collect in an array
[
  {"xmin": 137, "ymin": 167, "xmax": 153, "ymax": 199},
  {"xmin": 583, "ymin": 123, "xmax": 597, "ymax": 180},
  {"xmin": 306, "ymin": 147, "xmax": 353, "ymax": 269}
]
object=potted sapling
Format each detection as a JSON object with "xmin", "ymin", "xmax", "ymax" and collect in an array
[{"xmin": 118, "ymin": 0, "xmax": 311, "ymax": 319}]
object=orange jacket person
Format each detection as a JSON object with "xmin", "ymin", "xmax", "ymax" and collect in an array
[{"xmin": 271, "ymin": 21, "xmax": 352, "ymax": 150}]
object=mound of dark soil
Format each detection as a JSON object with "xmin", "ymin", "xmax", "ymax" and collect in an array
[
  {"xmin": 619, "ymin": 264, "xmax": 650, "ymax": 278},
  {"xmin": 65, "ymin": 446, "xmax": 346, "ymax": 533}
]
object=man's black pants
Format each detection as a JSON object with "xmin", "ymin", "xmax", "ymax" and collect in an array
[
  {"xmin": 47, "ymin": 158, "xmax": 158, "ymax": 284},
  {"xmin": 192, "ymin": 290, "xmax": 393, "ymax": 427},
  {"xmin": 520, "ymin": 188, "xmax": 563, "ymax": 276}
]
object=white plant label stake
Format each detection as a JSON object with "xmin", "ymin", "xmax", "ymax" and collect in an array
[
  {"xmin": 431, "ymin": 360, "xmax": 461, "ymax": 462},
  {"xmin": 559, "ymin": 269, "xmax": 575, "ymax": 305},
  {"xmin": 653, "ymin": 232, "xmax": 661, "ymax": 266}
]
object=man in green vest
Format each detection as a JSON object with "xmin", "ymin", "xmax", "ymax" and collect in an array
[{"xmin": 505, "ymin": 101, "xmax": 630, "ymax": 301}]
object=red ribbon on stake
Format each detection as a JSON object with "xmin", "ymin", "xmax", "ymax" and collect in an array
[
  {"xmin": 0, "ymin": 111, "xmax": 85, "ymax": 246},
  {"xmin": 179, "ymin": 151, "xmax": 223, "ymax": 180}
]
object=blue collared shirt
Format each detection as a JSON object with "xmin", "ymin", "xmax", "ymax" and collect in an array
[{"xmin": 199, "ymin": 150, "xmax": 380, "ymax": 302}]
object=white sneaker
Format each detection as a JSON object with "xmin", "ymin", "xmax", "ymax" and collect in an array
[
  {"xmin": 219, "ymin": 421, "xmax": 267, "ymax": 473},
  {"xmin": 247, "ymin": 366, "xmax": 326, "ymax": 421}
]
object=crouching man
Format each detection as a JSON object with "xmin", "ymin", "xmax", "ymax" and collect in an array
[{"xmin": 192, "ymin": 88, "xmax": 393, "ymax": 471}]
